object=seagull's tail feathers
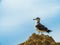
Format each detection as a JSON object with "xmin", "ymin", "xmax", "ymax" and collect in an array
[{"xmin": 47, "ymin": 30, "xmax": 52, "ymax": 33}]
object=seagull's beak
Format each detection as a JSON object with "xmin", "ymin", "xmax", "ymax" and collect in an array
[{"xmin": 33, "ymin": 19, "xmax": 36, "ymax": 20}]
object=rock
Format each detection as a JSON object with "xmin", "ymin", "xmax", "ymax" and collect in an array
[
  {"xmin": 18, "ymin": 33, "xmax": 60, "ymax": 45},
  {"xmin": 56, "ymin": 43, "xmax": 60, "ymax": 45}
]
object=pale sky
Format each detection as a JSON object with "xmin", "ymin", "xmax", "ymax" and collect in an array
[{"xmin": 0, "ymin": 0, "xmax": 60, "ymax": 45}]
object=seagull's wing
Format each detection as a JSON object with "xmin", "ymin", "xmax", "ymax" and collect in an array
[{"xmin": 35, "ymin": 23, "xmax": 48, "ymax": 30}]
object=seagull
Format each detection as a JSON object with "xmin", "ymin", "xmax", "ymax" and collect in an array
[{"xmin": 33, "ymin": 17, "xmax": 52, "ymax": 34}]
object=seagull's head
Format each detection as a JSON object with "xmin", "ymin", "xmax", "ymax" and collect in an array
[{"xmin": 33, "ymin": 17, "xmax": 40, "ymax": 22}]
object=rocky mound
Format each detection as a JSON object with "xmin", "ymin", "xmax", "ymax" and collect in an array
[{"xmin": 18, "ymin": 33, "xmax": 60, "ymax": 45}]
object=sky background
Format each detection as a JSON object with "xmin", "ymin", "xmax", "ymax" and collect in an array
[{"xmin": 0, "ymin": 0, "xmax": 60, "ymax": 45}]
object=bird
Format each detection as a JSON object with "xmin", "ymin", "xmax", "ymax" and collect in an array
[{"xmin": 33, "ymin": 17, "xmax": 52, "ymax": 34}]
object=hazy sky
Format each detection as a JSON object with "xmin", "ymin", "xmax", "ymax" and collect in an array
[{"xmin": 0, "ymin": 0, "xmax": 60, "ymax": 45}]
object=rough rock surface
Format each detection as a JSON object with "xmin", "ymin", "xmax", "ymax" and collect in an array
[{"xmin": 18, "ymin": 33, "xmax": 60, "ymax": 45}]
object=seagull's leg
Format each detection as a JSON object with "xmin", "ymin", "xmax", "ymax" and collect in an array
[
  {"xmin": 41, "ymin": 32, "xmax": 42, "ymax": 34},
  {"xmin": 37, "ymin": 29, "xmax": 40, "ymax": 35},
  {"xmin": 41, "ymin": 31, "xmax": 43, "ymax": 35},
  {"xmin": 37, "ymin": 30, "xmax": 40, "ymax": 35},
  {"xmin": 38, "ymin": 32, "xmax": 40, "ymax": 35}
]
